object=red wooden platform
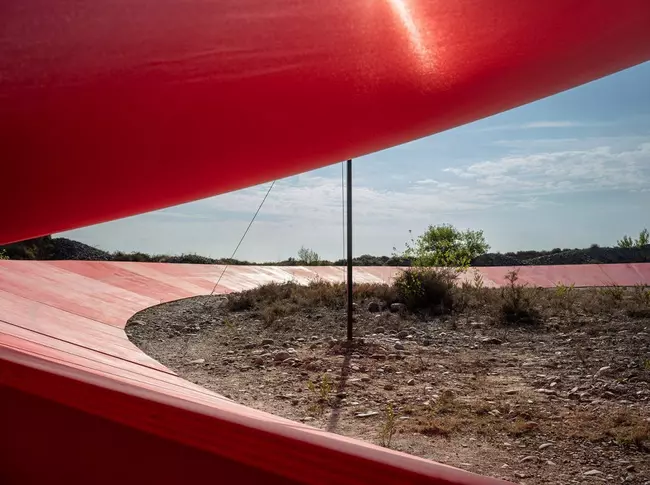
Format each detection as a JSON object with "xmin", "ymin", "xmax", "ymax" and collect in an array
[{"xmin": 2, "ymin": 261, "xmax": 649, "ymax": 484}]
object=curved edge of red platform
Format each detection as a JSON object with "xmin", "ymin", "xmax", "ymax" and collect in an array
[{"xmin": 2, "ymin": 261, "xmax": 649, "ymax": 484}]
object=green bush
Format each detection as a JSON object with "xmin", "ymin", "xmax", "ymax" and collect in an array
[
  {"xmin": 499, "ymin": 270, "xmax": 541, "ymax": 325},
  {"xmin": 394, "ymin": 268, "xmax": 456, "ymax": 314}
]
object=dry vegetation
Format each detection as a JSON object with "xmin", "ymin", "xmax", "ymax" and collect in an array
[{"xmin": 128, "ymin": 270, "xmax": 650, "ymax": 484}]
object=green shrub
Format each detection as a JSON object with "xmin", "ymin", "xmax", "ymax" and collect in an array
[
  {"xmin": 399, "ymin": 224, "xmax": 489, "ymax": 268},
  {"xmin": 499, "ymin": 270, "xmax": 541, "ymax": 325},
  {"xmin": 394, "ymin": 268, "xmax": 456, "ymax": 314}
]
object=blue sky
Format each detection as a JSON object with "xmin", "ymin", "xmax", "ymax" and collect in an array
[{"xmin": 62, "ymin": 62, "xmax": 650, "ymax": 262}]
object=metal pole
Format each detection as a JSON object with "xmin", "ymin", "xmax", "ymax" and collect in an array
[{"xmin": 346, "ymin": 159, "xmax": 353, "ymax": 341}]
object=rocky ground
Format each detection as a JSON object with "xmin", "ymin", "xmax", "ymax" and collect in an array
[{"xmin": 127, "ymin": 285, "xmax": 650, "ymax": 485}]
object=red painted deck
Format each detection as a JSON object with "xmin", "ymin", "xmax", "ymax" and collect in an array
[{"xmin": 1, "ymin": 261, "xmax": 649, "ymax": 484}]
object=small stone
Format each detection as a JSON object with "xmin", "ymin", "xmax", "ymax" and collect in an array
[
  {"xmin": 375, "ymin": 326, "xmax": 386, "ymax": 334},
  {"xmin": 505, "ymin": 389, "xmax": 518, "ymax": 395},
  {"xmin": 187, "ymin": 358, "xmax": 205, "ymax": 365},
  {"xmin": 390, "ymin": 303, "xmax": 407, "ymax": 313},
  {"xmin": 394, "ymin": 342, "xmax": 405, "ymax": 351},
  {"xmin": 274, "ymin": 351, "xmax": 290, "ymax": 361},
  {"xmin": 422, "ymin": 339, "xmax": 432, "ymax": 346},
  {"xmin": 520, "ymin": 455, "xmax": 536, "ymax": 463},
  {"xmin": 594, "ymin": 366, "xmax": 611, "ymax": 378},
  {"xmin": 226, "ymin": 350, "xmax": 235, "ymax": 355},
  {"xmin": 370, "ymin": 353, "xmax": 387, "ymax": 360},
  {"xmin": 538, "ymin": 443, "xmax": 553, "ymax": 450},
  {"xmin": 384, "ymin": 383, "xmax": 395, "ymax": 391},
  {"xmin": 546, "ymin": 460, "xmax": 557, "ymax": 466},
  {"xmin": 355, "ymin": 411, "xmax": 379, "ymax": 418},
  {"xmin": 368, "ymin": 302, "xmax": 381, "ymax": 313},
  {"xmin": 397, "ymin": 330, "xmax": 409, "ymax": 339},
  {"xmin": 481, "ymin": 337, "xmax": 503, "ymax": 345},
  {"xmin": 583, "ymin": 470, "xmax": 602, "ymax": 476},
  {"xmin": 407, "ymin": 378, "xmax": 415, "ymax": 386},
  {"xmin": 262, "ymin": 338, "xmax": 274, "ymax": 345}
]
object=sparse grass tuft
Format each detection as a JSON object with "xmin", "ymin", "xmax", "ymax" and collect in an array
[
  {"xmin": 498, "ymin": 270, "xmax": 542, "ymax": 325},
  {"xmin": 307, "ymin": 374, "xmax": 333, "ymax": 415},
  {"xmin": 379, "ymin": 403, "xmax": 398, "ymax": 448}
]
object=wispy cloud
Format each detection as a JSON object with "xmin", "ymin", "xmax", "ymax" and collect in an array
[
  {"xmin": 477, "ymin": 120, "xmax": 610, "ymax": 132},
  {"xmin": 444, "ymin": 143, "xmax": 650, "ymax": 195}
]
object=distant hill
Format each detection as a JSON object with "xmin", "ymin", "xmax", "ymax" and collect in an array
[{"xmin": 2, "ymin": 236, "xmax": 650, "ymax": 266}]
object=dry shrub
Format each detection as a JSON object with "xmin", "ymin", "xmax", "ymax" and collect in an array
[{"xmin": 354, "ymin": 283, "xmax": 399, "ymax": 305}]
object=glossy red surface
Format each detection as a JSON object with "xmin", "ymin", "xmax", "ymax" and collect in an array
[{"xmin": 2, "ymin": 0, "xmax": 650, "ymax": 244}]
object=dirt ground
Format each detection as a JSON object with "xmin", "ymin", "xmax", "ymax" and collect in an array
[{"xmin": 127, "ymin": 285, "xmax": 650, "ymax": 485}]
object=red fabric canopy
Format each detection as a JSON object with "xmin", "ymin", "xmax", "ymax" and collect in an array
[{"xmin": 2, "ymin": 0, "xmax": 649, "ymax": 244}]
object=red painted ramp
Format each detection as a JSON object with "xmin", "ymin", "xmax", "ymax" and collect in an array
[{"xmin": 2, "ymin": 262, "xmax": 649, "ymax": 484}]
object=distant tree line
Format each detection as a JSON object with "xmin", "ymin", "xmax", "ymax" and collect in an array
[{"xmin": 1, "ymin": 227, "xmax": 648, "ymax": 267}]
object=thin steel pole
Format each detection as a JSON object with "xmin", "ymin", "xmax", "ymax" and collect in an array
[{"xmin": 346, "ymin": 159, "xmax": 353, "ymax": 341}]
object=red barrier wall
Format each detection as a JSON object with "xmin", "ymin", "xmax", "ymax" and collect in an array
[{"xmin": 2, "ymin": 261, "xmax": 649, "ymax": 484}]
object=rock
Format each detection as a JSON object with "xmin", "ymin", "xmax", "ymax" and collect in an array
[
  {"xmin": 583, "ymin": 470, "xmax": 602, "ymax": 476},
  {"xmin": 504, "ymin": 389, "xmax": 518, "ymax": 395},
  {"xmin": 481, "ymin": 337, "xmax": 503, "ymax": 345},
  {"xmin": 397, "ymin": 330, "xmax": 409, "ymax": 339},
  {"xmin": 394, "ymin": 342, "xmax": 405, "ymax": 351},
  {"xmin": 261, "ymin": 338, "xmax": 274, "ymax": 346},
  {"xmin": 297, "ymin": 337, "xmax": 305, "ymax": 342},
  {"xmin": 355, "ymin": 411, "xmax": 379, "ymax": 418},
  {"xmin": 384, "ymin": 383, "xmax": 395, "ymax": 391},
  {"xmin": 538, "ymin": 443, "xmax": 553, "ymax": 450},
  {"xmin": 546, "ymin": 460, "xmax": 557, "ymax": 466},
  {"xmin": 274, "ymin": 351, "xmax": 291, "ymax": 361},
  {"xmin": 368, "ymin": 302, "xmax": 381, "ymax": 313},
  {"xmin": 422, "ymin": 339, "xmax": 432, "ymax": 346},
  {"xmin": 375, "ymin": 326, "xmax": 386, "ymax": 334},
  {"xmin": 243, "ymin": 343, "xmax": 256, "ymax": 349},
  {"xmin": 187, "ymin": 358, "xmax": 205, "ymax": 365},
  {"xmin": 594, "ymin": 366, "xmax": 611, "ymax": 378},
  {"xmin": 520, "ymin": 455, "xmax": 536, "ymax": 463},
  {"xmin": 370, "ymin": 354, "xmax": 387, "ymax": 360},
  {"xmin": 226, "ymin": 350, "xmax": 235, "ymax": 355},
  {"xmin": 407, "ymin": 378, "xmax": 415, "ymax": 386},
  {"xmin": 390, "ymin": 303, "xmax": 407, "ymax": 313},
  {"xmin": 306, "ymin": 361, "xmax": 321, "ymax": 371},
  {"xmin": 253, "ymin": 356, "xmax": 265, "ymax": 366}
]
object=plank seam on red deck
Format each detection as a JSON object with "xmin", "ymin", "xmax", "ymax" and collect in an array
[{"xmin": 0, "ymin": 318, "xmax": 179, "ymax": 377}]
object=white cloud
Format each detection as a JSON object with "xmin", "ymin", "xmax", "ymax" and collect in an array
[
  {"xmin": 477, "ymin": 120, "xmax": 609, "ymax": 132},
  {"xmin": 444, "ymin": 143, "xmax": 650, "ymax": 195}
]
